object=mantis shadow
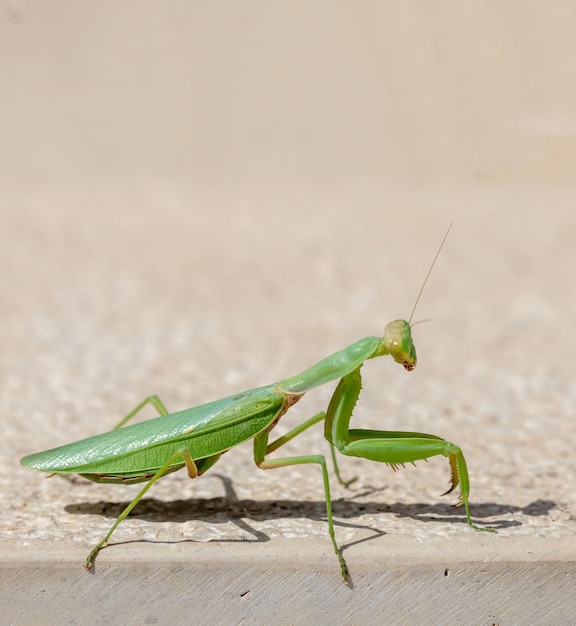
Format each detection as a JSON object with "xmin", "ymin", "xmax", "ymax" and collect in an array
[
  {"xmin": 360, "ymin": 499, "xmax": 554, "ymax": 529},
  {"xmin": 64, "ymin": 474, "xmax": 542, "ymax": 541},
  {"xmin": 65, "ymin": 474, "xmax": 379, "ymax": 545}
]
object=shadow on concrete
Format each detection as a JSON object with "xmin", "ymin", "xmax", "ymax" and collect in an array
[{"xmin": 64, "ymin": 474, "xmax": 551, "ymax": 534}]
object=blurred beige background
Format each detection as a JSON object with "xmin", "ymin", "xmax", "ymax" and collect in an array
[
  {"xmin": 1, "ymin": 3, "xmax": 576, "ymax": 624},
  {"xmin": 3, "ymin": 2, "xmax": 576, "ymax": 189}
]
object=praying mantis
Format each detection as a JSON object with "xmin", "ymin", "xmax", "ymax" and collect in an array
[{"xmin": 20, "ymin": 224, "xmax": 493, "ymax": 583}]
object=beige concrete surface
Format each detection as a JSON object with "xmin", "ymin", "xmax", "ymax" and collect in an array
[{"xmin": 2, "ymin": 2, "xmax": 576, "ymax": 625}]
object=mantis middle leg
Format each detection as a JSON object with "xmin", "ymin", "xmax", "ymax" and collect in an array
[{"xmin": 254, "ymin": 426, "xmax": 350, "ymax": 583}]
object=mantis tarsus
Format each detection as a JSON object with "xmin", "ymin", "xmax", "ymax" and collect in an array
[{"xmin": 20, "ymin": 224, "xmax": 494, "ymax": 583}]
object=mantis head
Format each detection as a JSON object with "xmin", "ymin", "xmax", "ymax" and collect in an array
[
  {"xmin": 380, "ymin": 223, "xmax": 451, "ymax": 372},
  {"xmin": 383, "ymin": 319, "xmax": 417, "ymax": 371}
]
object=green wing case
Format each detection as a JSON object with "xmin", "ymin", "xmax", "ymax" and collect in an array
[{"xmin": 21, "ymin": 384, "xmax": 284, "ymax": 474}]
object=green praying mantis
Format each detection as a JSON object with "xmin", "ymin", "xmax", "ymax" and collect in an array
[{"xmin": 20, "ymin": 224, "xmax": 494, "ymax": 583}]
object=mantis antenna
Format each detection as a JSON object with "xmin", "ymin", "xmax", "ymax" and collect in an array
[{"xmin": 408, "ymin": 223, "xmax": 453, "ymax": 325}]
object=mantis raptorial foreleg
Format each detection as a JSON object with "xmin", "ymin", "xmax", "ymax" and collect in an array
[{"xmin": 324, "ymin": 367, "xmax": 493, "ymax": 532}]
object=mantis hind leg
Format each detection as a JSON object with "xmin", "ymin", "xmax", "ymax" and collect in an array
[
  {"xmin": 112, "ymin": 395, "xmax": 170, "ymax": 430},
  {"xmin": 254, "ymin": 429, "xmax": 350, "ymax": 583},
  {"xmin": 84, "ymin": 447, "xmax": 221, "ymax": 570}
]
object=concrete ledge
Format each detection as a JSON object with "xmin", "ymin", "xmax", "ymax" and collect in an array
[{"xmin": 3, "ymin": 538, "xmax": 574, "ymax": 625}]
